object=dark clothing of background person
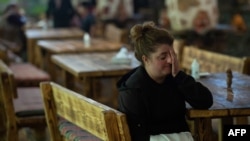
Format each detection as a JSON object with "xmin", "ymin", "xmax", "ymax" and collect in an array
[
  {"xmin": 79, "ymin": 13, "xmax": 95, "ymax": 33},
  {"xmin": 75, "ymin": 1, "xmax": 96, "ymax": 34},
  {"xmin": 0, "ymin": 4, "xmax": 27, "ymax": 60},
  {"xmin": 46, "ymin": 0, "xmax": 75, "ymax": 28},
  {"xmin": 7, "ymin": 14, "xmax": 26, "ymax": 27},
  {"xmin": 6, "ymin": 13, "xmax": 27, "ymax": 57},
  {"xmin": 117, "ymin": 66, "xmax": 213, "ymax": 141}
]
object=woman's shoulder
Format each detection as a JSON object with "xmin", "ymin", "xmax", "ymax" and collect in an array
[{"xmin": 125, "ymin": 66, "xmax": 148, "ymax": 88}]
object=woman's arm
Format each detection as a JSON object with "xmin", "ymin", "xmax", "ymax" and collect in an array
[
  {"xmin": 174, "ymin": 71, "xmax": 213, "ymax": 109},
  {"xmin": 118, "ymin": 89, "xmax": 150, "ymax": 141}
]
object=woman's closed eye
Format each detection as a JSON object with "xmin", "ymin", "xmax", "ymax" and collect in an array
[
  {"xmin": 159, "ymin": 55, "xmax": 166, "ymax": 60},
  {"xmin": 159, "ymin": 53, "xmax": 170, "ymax": 60}
]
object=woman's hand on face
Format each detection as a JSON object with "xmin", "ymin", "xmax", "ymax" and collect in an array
[{"xmin": 170, "ymin": 48, "xmax": 180, "ymax": 77}]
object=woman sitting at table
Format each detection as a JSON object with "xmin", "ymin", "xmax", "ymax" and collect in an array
[{"xmin": 117, "ymin": 21, "xmax": 213, "ymax": 141}]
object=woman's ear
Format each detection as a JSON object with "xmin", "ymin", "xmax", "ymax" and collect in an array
[{"xmin": 142, "ymin": 55, "xmax": 147, "ymax": 64}]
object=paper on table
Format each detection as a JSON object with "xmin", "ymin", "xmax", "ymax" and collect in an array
[{"xmin": 111, "ymin": 47, "xmax": 131, "ymax": 64}]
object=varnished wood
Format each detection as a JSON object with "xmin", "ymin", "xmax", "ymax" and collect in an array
[
  {"xmin": 0, "ymin": 43, "xmax": 51, "ymax": 88},
  {"xmin": 38, "ymin": 38, "xmax": 124, "ymax": 80},
  {"xmin": 180, "ymin": 46, "xmax": 250, "ymax": 74},
  {"xmin": 51, "ymin": 52, "xmax": 140, "ymax": 107},
  {"xmin": 25, "ymin": 28, "xmax": 83, "ymax": 66},
  {"xmin": 40, "ymin": 82, "xmax": 131, "ymax": 141},
  {"xmin": 187, "ymin": 72, "xmax": 250, "ymax": 141},
  {"xmin": 51, "ymin": 52, "xmax": 138, "ymax": 77},
  {"xmin": 38, "ymin": 38, "xmax": 123, "ymax": 54},
  {"xmin": 0, "ymin": 60, "xmax": 46, "ymax": 141},
  {"xmin": 180, "ymin": 46, "xmax": 250, "ymax": 141}
]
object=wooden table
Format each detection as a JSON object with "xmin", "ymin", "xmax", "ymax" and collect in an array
[
  {"xmin": 25, "ymin": 28, "xmax": 83, "ymax": 66},
  {"xmin": 38, "ymin": 38, "xmax": 124, "ymax": 79},
  {"xmin": 186, "ymin": 72, "xmax": 250, "ymax": 141},
  {"xmin": 51, "ymin": 52, "xmax": 140, "ymax": 107}
]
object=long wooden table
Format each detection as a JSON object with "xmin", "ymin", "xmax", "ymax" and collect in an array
[
  {"xmin": 25, "ymin": 28, "xmax": 83, "ymax": 66},
  {"xmin": 38, "ymin": 38, "xmax": 124, "ymax": 80},
  {"xmin": 51, "ymin": 52, "xmax": 139, "ymax": 107},
  {"xmin": 187, "ymin": 72, "xmax": 250, "ymax": 141}
]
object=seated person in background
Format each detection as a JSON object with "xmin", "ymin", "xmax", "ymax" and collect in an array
[
  {"xmin": 158, "ymin": 6, "xmax": 171, "ymax": 30},
  {"xmin": 46, "ymin": 0, "xmax": 75, "ymax": 28},
  {"xmin": 74, "ymin": 1, "xmax": 96, "ymax": 35},
  {"xmin": 104, "ymin": 1, "xmax": 134, "ymax": 29},
  {"xmin": 0, "ymin": 3, "xmax": 27, "ymax": 61},
  {"xmin": 181, "ymin": 10, "xmax": 226, "ymax": 52},
  {"xmin": 117, "ymin": 21, "xmax": 213, "ymax": 141}
]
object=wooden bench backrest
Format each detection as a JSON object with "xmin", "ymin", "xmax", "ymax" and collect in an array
[
  {"xmin": 104, "ymin": 24, "xmax": 128, "ymax": 44},
  {"xmin": 0, "ymin": 59, "xmax": 17, "ymax": 97},
  {"xmin": 110, "ymin": 108, "xmax": 131, "ymax": 141},
  {"xmin": 180, "ymin": 46, "xmax": 249, "ymax": 74},
  {"xmin": 0, "ymin": 44, "xmax": 9, "ymax": 65},
  {"xmin": 40, "ymin": 82, "xmax": 130, "ymax": 141},
  {"xmin": 0, "ymin": 60, "xmax": 17, "ymax": 133}
]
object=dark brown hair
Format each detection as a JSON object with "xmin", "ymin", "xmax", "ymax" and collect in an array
[{"xmin": 130, "ymin": 21, "xmax": 174, "ymax": 64}]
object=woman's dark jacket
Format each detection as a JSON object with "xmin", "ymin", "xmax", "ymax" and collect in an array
[{"xmin": 117, "ymin": 66, "xmax": 213, "ymax": 141}]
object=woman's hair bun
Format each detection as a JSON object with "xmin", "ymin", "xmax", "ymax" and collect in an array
[{"xmin": 130, "ymin": 21, "xmax": 155, "ymax": 42}]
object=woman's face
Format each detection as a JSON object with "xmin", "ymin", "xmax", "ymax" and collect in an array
[{"xmin": 143, "ymin": 44, "xmax": 173, "ymax": 80}]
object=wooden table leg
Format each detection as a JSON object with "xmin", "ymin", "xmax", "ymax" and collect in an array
[
  {"xmin": 91, "ymin": 77, "xmax": 101, "ymax": 100},
  {"xmin": 218, "ymin": 117, "xmax": 234, "ymax": 141},
  {"xmin": 81, "ymin": 77, "xmax": 93, "ymax": 98},
  {"xmin": 46, "ymin": 52, "xmax": 57, "ymax": 81},
  {"xmin": 219, "ymin": 116, "xmax": 249, "ymax": 141},
  {"xmin": 111, "ymin": 77, "xmax": 119, "ymax": 108},
  {"xmin": 27, "ymin": 39, "xmax": 36, "ymax": 65},
  {"xmin": 62, "ymin": 70, "xmax": 75, "ymax": 90},
  {"xmin": 194, "ymin": 118, "xmax": 213, "ymax": 141},
  {"xmin": 35, "ymin": 44, "xmax": 43, "ymax": 68}
]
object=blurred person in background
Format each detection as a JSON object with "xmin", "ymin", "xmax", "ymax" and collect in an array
[
  {"xmin": 46, "ymin": 0, "xmax": 75, "ymax": 28},
  {"xmin": 0, "ymin": 3, "xmax": 27, "ymax": 61},
  {"xmin": 158, "ymin": 6, "xmax": 171, "ymax": 30},
  {"xmin": 108, "ymin": 0, "xmax": 134, "ymax": 29},
  {"xmin": 74, "ymin": 1, "xmax": 96, "ymax": 35}
]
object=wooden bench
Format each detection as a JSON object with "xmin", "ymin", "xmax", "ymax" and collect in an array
[
  {"xmin": 0, "ymin": 59, "xmax": 46, "ymax": 141},
  {"xmin": 0, "ymin": 42, "xmax": 51, "ymax": 87},
  {"xmin": 40, "ymin": 81, "xmax": 131, "ymax": 141},
  {"xmin": 104, "ymin": 23, "xmax": 129, "ymax": 44},
  {"xmin": 180, "ymin": 46, "xmax": 250, "ymax": 74}
]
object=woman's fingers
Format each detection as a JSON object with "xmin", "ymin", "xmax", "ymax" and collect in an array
[{"xmin": 170, "ymin": 48, "xmax": 179, "ymax": 76}]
